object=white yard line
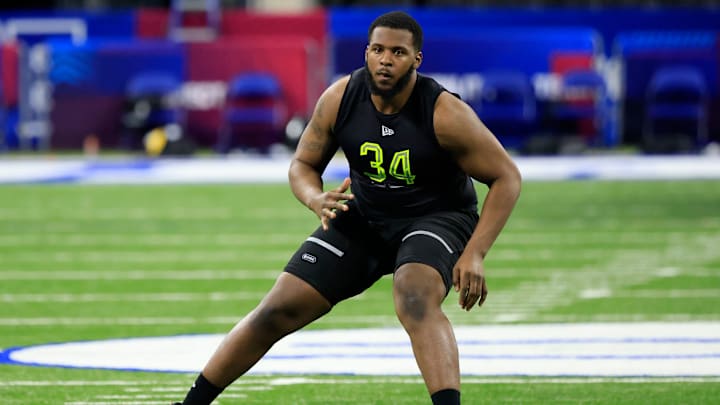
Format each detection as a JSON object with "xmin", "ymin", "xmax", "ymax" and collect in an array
[
  {"xmin": 5, "ymin": 376, "xmax": 720, "ymax": 387},
  {"xmin": 0, "ymin": 291, "xmax": 266, "ymax": 303},
  {"xmin": 0, "ymin": 317, "xmax": 240, "ymax": 326},
  {"xmin": 580, "ymin": 289, "xmax": 720, "ymax": 299},
  {"xmin": 0, "ymin": 233, "xmax": 301, "ymax": 246},
  {"xmin": 2, "ymin": 314, "xmax": 719, "ymax": 327},
  {"xmin": 4, "ymin": 250, "xmax": 291, "ymax": 262},
  {"xmin": 0, "ymin": 380, "xmax": 188, "ymax": 386},
  {"xmin": 0, "ymin": 269, "xmax": 280, "ymax": 280},
  {"xmin": 508, "ymin": 218, "xmax": 720, "ymax": 231},
  {"xmin": 0, "ymin": 267, "xmax": 716, "ymax": 281},
  {"xmin": 63, "ymin": 401, "xmax": 168, "ymax": 405},
  {"xmin": 1, "ymin": 247, "xmax": 638, "ymax": 263},
  {"xmin": 0, "ymin": 230, "xmax": 709, "ymax": 246}
]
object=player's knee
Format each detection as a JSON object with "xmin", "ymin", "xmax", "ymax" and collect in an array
[
  {"xmin": 394, "ymin": 274, "xmax": 432, "ymax": 323},
  {"xmin": 394, "ymin": 266, "xmax": 445, "ymax": 325},
  {"xmin": 395, "ymin": 288, "xmax": 428, "ymax": 324}
]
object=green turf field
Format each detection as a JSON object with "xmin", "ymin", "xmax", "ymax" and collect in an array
[{"xmin": 1, "ymin": 180, "xmax": 719, "ymax": 404}]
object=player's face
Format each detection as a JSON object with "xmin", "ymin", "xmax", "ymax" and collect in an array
[{"xmin": 365, "ymin": 27, "xmax": 422, "ymax": 99}]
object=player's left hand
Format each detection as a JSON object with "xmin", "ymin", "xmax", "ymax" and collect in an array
[{"xmin": 452, "ymin": 251, "xmax": 488, "ymax": 311}]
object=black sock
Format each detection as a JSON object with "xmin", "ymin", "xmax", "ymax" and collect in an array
[
  {"xmin": 181, "ymin": 373, "xmax": 224, "ymax": 405},
  {"xmin": 431, "ymin": 388, "xmax": 461, "ymax": 405}
]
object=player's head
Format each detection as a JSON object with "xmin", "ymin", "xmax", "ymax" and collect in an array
[
  {"xmin": 364, "ymin": 11, "xmax": 423, "ymax": 100},
  {"xmin": 368, "ymin": 11, "xmax": 423, "ymax": 52}
]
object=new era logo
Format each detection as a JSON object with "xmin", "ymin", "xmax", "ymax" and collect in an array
[{"xmin": 381, "ymin": 125, "xmax": 395, "ymax": 137}]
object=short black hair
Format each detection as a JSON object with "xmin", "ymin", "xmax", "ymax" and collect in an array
[{"xmin": 368, "ymin": 11, "xmax": 423, "ymax": 52}]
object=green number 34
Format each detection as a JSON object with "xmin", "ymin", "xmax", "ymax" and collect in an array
[{"xmin": 360, "ymin": 142, "xmax": 416, "ymax": 185}]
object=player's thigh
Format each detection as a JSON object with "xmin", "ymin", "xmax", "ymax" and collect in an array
[
  {"xmin": 395, "ymin": 210, "xmax": 478, "ymax": 294},
  {"xmin": 261, "ymin": 272, "xmax": 333, "ymax": 317},
  {"xmin": 284, "ymin": 210, "xmax": 389, "ymax": 305}
]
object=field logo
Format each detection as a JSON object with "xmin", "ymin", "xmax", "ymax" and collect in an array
[{"xmin": 2, "ymin": 323, "xmax": 720, "ymax": 376}]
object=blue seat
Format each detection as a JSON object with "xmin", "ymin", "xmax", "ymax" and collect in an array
[
  {"xmin": 643, "ymin": 65, "xmax": 708, "ymax": 151},
  {"xmin": 552, "ymin": 69, "xmax": 617, "ymax": 147},
  {"xmin": 473, "ymin": 71, "xmax": 537, "ymax": 150},
  {"xmin": 122, "ymin": 71, "xmax": 184, "ymax": 150},
  {"xmin": 216, "ymin": 72, "xmax": 286, "ymax": 153}
]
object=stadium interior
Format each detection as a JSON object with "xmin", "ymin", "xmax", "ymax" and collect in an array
[
  {"xmin": 1, "ymin": 3, "xmax": 719, "ymax": 404},
  {"xmin": 0, "ymin": 0, "xmax": 718, "ymax": 156}
]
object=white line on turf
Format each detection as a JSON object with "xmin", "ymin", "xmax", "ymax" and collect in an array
[
  {"xmin": 4, "ymin": 250, "xmax": 291, "ymax": 263},
  {"xmin": 63, "ymin": 401, "xmax": 167, "ymax": 405},
  {"xmin": 0, "ymin": 270, "xmax": 281, "ymax": 280},
  {"xmin": 579, "ymin": 289, "xmax": 720, "ymax": 299},
  {"xmin": 0, "ymin": 230, "xmax": 702, "ymax": 246},
  {"xmin": 0, "ymin": 291, "xmax": 266, "ymax": 303},
  {"xmin": 2, "ymin": 314, "xmax": 719, "ymax": 327},
  {"xmin": 0, "ymin": 267, "xmax": 716, "ymax": 281},
  {"xmin": 0, "ymin": 233, "xmax": 301, "ymax": 246},
  {"xmin": 5, "ymin": 376, "xmax": 720, "ymax": 387}
]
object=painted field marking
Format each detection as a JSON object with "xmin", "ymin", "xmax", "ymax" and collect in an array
[
  {"xmin": 4, "ymin": 376, "xmax": 720, "ymax": 388},
  {"xmin": 0, "ymin": 270, "xmax": 281, "ymax": 280},
  {"xmin": 2, "ymin": 323, "xmax": 719, "ymax": 377}
]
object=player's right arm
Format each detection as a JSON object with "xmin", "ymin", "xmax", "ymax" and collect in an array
[{"xmin": 289, "ymin": 76, "xmax": 354, "ymax": 230}]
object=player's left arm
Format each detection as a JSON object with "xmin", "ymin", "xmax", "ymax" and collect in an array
[{"xmin": 434, "ymin": 91, "xmax": 522, "ymax": 311}]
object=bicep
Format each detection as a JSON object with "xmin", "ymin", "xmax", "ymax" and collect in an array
[
  {"xmin": 435, "ymin": 92, "xmax": 517, "ymax": 185},
  {"xmin": 295, "ymin": 116, "xmax": 336, "ymax": 170}
]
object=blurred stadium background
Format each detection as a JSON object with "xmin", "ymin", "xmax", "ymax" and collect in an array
[
  {"xmin": 1, "ymin": 1, "xmax": 720, "ymax": 404},
  {"xmin": 0, "ymin": 0, "xmax": 719, "ymax": 156}
]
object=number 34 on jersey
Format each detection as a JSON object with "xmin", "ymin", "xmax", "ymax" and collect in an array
[{"xmin": 360, "ymin": 142, "xmax": 416, "ymax": 185}]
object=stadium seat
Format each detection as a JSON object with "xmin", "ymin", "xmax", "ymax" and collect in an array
[
  {"xmin": 216, "ymin": 72, "xmax": 287, "ymax": 154},
  {"xmin": 472, "ymin": 70, "xmax": 537, "ymax": 151},
  {"xmin": 642, "ymin": 65, "xmax": 708, "ymax": 153},
  {"xmin": 122, "ymin": 71, "xmax": 185, "ymax": 151},
  {"xmin": 552, "ymin": 69, "xmax": 616, "ymax": 147}
]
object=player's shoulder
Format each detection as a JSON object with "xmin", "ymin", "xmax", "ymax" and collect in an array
[
  {"xmin": 313, "ymin": 75, "xmax": 351, "ymax": 113},
  {"xmin": 433, "ymin": 89, "xmax": 480, "ymax": 145},
  {"xmin": 435, "ymin": 89, "xmax": 472, "ymax": 118},
  {"xmin": 326, "ymin": 75, "xmax": 352, "ymax": 99}
]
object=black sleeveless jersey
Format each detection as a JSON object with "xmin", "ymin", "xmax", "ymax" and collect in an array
[{"xmin": 333, "ymin": 68, "xmax": 478, "ymax": 219}]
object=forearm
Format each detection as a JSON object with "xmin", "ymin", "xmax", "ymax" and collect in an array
[
  {"xmin": 467, "ymin": 173, "xmax": 521, "ymax": 258},
  {"xmin": 288, "ymin": 158, "xmax": 325, "ymax": 209}
]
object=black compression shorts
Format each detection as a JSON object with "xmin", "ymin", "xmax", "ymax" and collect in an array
[{"xmin": 284, "ymin": 206, "xmax": 479, "ymax": 305}]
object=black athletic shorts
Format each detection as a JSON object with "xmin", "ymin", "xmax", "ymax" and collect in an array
[{"xmin": 284, "ymin": 204, "xmax": 479, "ymax": 305}]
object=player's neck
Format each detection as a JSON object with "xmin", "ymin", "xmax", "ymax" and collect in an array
[{"xmin": 371, "ymin": 73, "xmax": 417, "ymax": 115}]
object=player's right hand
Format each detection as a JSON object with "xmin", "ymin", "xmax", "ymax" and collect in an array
[{"xmin": 308, "ymin": 177, "xmax": 354, "ymax": 230}]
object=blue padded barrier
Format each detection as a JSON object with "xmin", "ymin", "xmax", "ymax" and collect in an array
[
  {"xmin": 333, "ymin": 28, "xmax": 601, "ymax": 77},
  {"xmin": 47, "ymin": 39, "xmax": 186, "ymax": 95},
  {"xmin": 330, "ymin": 7, "xmax": 720, "ymax": 57}
]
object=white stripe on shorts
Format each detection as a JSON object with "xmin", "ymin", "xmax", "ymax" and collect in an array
[
  {"xmin": 401, "ymin": 230, "xmax": 453, "ymax": 254},
  {"xmin": 306, "ymin": 236, "xmax": 345, "ymax": 257}
]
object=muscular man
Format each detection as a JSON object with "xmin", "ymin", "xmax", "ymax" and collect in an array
[{"xmin": 175, "ymin": 10, "xmax": 521, "ymax": 405}]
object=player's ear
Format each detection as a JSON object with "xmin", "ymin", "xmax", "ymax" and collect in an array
[
  {"xmin": 414, "ymin": 50, "xmax": 423, "ymax": 69},
  {"xmin": 365, "ymin": 45, "xmax": 369, "ymax": 62}
]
